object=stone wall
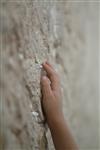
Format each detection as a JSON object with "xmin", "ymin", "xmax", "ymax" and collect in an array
[{"xmin": 0, "ymin": 0, "xmax": 99, "ymax": 150}]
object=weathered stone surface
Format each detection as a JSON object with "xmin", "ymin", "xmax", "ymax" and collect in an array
[
  {"xmin": 0, "ymin": 0, "xmax": 99, "ymax": 150},
  {"xmin": 0, "ymin": 1, "xmax": 52, "ymax": 149}
]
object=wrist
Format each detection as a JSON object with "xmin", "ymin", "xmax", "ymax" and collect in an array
[{"xmin": 47, "ymin": 113, "xmax": 65, "ymax": 129}]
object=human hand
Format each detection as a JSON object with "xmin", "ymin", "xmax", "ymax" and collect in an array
[
  {"xmin": 41, "ymin": 62, "xmax": 78, "ymax": 150},
  {"xmin": 41, "ymin": 61, "xmax": 63, "ymax": 126}
]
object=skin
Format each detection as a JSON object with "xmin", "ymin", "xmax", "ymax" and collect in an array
[{"xmin": 41, "ymin": 61, "xmax": 78, "ymax": 150}]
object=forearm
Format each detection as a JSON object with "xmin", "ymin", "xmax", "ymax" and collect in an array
[{"xmin": 48, "ymin": 116, "xmax": 78, "ymax": 150}]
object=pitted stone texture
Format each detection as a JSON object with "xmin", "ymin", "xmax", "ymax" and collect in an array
[{"xmin": 0, "ymin": 0, "xmax": 55, "ymax": 149}]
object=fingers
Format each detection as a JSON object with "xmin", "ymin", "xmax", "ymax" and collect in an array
[
  {"xmin": 41, "ymin": 76, "xmax": 52, "ymax": 98},
  {"xmin": 45, "ymin": 61, "xmax": 53, "ymax": 68},
  {"xmin": 42, "ymin": 62, "xmax": 60, "ymax": 90}
]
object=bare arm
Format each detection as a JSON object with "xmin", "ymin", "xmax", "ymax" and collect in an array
[{"xmin": 41, "ymin": 61, "xmax": 78, "ymax": 150}]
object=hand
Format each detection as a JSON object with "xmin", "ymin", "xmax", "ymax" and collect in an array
[
  {"xmin": 41, "ymin": 62, "xmax": 78, "ymax": 150},
  {"xmin": 41, "ymin": 61, "xmax": 63, "ymax": 126}
]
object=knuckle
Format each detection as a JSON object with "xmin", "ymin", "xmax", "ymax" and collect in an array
[
  {"xmin": 51, "ymin": 70, "xmax": 57, "ymax": 77},
  {"xmin": 54, "ymin": 72, "xmax": 60, "ymax": 80}
]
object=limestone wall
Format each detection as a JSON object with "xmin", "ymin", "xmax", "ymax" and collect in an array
[{"xmin": 0, "ymin": 0, "xmax": 99, "ymax": 150}]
